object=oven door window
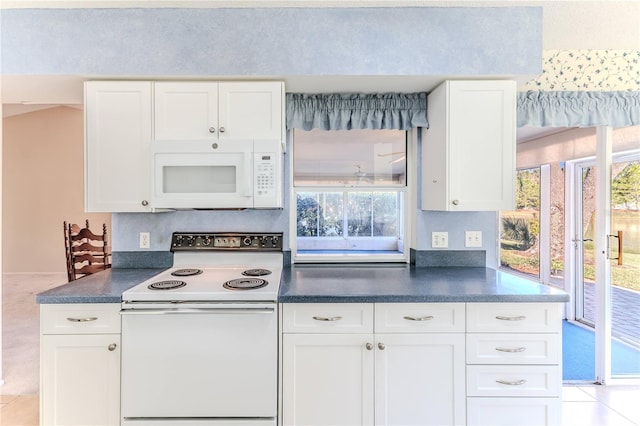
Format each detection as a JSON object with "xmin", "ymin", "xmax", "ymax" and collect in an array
[{"xmin": 121, "ymin": 305, "xmax": 277, "ymax": 419}]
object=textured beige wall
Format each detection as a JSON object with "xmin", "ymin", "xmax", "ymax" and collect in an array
[{"xmin": 2, "ymin": 106, "xmax": 111, "ymax": 273}]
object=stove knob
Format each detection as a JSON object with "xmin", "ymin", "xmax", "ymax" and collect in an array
[
  {"xmin": 202, "ymin": 237, "xmax": 212, "ymax": 246},
  {"xmin": 243, "ymin": 237, "xmax": 252, "ymax": 246},
  {"xmin": 186, "ymin": 236, "xmax": 195, "ymax": 247}
]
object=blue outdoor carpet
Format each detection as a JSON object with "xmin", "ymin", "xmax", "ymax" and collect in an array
[{"xmin": 563, "ymin": 320, "xmax": 640, "ymax": 381}]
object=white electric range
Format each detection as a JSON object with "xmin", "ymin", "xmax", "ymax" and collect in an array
[{"xmin": 121, "ymin": 232, "xmax": 283, "ymax": 426}]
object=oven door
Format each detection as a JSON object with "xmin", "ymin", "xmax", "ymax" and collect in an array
[
  {"xmin": 121, "ymin": 303, "xmax": 277, "ymax": 422},
  {"xmin": 152, "ymin": 140, "xmax": 254, "ymax": 209}
]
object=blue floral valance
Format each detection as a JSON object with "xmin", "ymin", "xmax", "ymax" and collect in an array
[
  {"xmin": 517, "ymin": 90, "xmax": 640, "ymax": 128},
  {"xmin": 286, "ymin": 92, "xmax": 428, "ymax": 131}
]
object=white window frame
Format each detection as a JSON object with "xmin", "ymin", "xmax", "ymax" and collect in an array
[{"xmin": 289, "ymin": 129, "xmax": 416, "ymax": 264}]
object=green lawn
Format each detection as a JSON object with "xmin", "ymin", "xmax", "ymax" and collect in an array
[{"xmin": 501, "ymin": 246, "xmax": 640, "ymax": 292}]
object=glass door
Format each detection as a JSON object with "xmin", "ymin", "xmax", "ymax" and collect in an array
[
  {"xmin": 575, "ymin": 163, "xmax": 596, "ymax": 329},
  {"xmin": 574, "ymin": 152, "xmax": 640, "ymax": 380},
  {"xmin": 609, "ymin": 155, "xmax": 640, "ymax": 377}
]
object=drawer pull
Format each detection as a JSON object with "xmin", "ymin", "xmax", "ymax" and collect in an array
[
  {"xmin": 496, "ymin": 379, "xmax": 527, "ymax": 386},
  {"xmin": 495, "ymin": 315, "xmax": 526, "ymax": 321},
  {"xmin": 495, "ymin": 347, "xmax": 527, "ymax": 353},
  {"xmin": 66, "ymin": 317, "xmax": 98, "ymax": 323},
  {"xmin": 403, "ymin": 315, "xmax": 434, "ymax": 322},
  {"xmin": 312, "ymin": 316, "xmax": 343, "ymax": 322}
]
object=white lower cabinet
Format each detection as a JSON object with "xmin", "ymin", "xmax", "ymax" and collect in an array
[
  {"xmin": 466, "ymin": 303, "xmax": 562, "ymax": 426},
  {"xmin": 467, "ymin": 398, "xmax": 561, "ymax": 426},
  {"xmin": 281, "ymin": 303, "xmax": 466, "ymax": 426},
  {"xmin": 282, "ymin": 333, "xmax": 374, "ymax": 426},
  {"xmin": 375, "ymin": 333, "xmax": 465, "ymax": 426},
  {"xmin": 40, "ymin": 304, "xmax": 121, "ymax": 426}
]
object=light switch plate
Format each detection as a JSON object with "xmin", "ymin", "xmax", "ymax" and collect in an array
[
  {"xmin": 465, "ymin": 231, "xmax": 482, "ymax": 248},
  {"xmin": 431, "ymin": 232, "xmax": 449, "ymax": 248}
]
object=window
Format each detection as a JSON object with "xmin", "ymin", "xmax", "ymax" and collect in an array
[
  {"xmin": 500, "ymin": 167, "xmax": 541, "ymax": 277},
  {"xmin": 292, "ymin": 129, "xmax": 408, "ymax": 261}
]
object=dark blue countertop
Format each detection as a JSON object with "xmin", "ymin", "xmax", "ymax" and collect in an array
[
  {"xmin": 279, "ymin": 264, "xmax": 569, "ymax": 303},
  {"xmin": 35, "ymin": 268, "xmax": 165, "ymax": 304},
  {"xmin": 36, "ymin": 265, "xmax": 569, "ymax": 304}
]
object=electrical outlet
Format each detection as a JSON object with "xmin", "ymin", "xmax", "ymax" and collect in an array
[
  {"xmin": 431, "ymin": 232, "xmax": 449, "ymax": 248},
  {"xmin": 465, "ymin": 231, "xmax": 482, "ymax": 248},
  {"xmin": 139, "ymin": 232, "xmax": 151, "ymax": 249}
]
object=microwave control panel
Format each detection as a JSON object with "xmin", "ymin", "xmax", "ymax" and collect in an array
[{"xmin": 254, "ymin": 152, "xmax": 279, "ymax": 207}]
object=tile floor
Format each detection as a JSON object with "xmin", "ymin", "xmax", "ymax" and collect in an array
[{"xmin": 1, "ymin": 273, "xmax": 639, "ymax": 426}]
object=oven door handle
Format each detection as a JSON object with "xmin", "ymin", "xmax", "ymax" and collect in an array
[{"xmin": 121, "ymin": 307, "xmax": 275, "ymax": 315}]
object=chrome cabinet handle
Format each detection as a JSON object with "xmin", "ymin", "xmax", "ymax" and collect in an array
[
  {"xmin": 452, "ymin": 199, "xmax": 459, "ymax": 206},
  {"xmin": 496, "ymin": 315, "xmax": 527, "ymax": 321},
  {"xmin": 365, "ymin": 343, "xmax": 374, "ymax": 351},
  {"xmin": 108, "ymin": 343, "xmax": 117, "ymax": 352},
  {"xmin": 209, "ymin": 127, "xmax": 216, "ymax": 133},
  {"xmin": 496, "ymin": 379, "xmax": 527, "ymax": 386},
  {"xmin": 496, "ymin": 347, "xmax": 527, "ymax": 353},
  {"xmin": 378, "ymin": 342, "xmax": 385, "ymax": 350},
  {"xmin": 141, "ymin": 200, "xmax": 149, "ymax": 206},
  {"xmin": 312, "ymin": 316, "xmax": 343, "ymax": 322},
  {"xmin": 219, "ymin": 127, "xmax": 226, "ymax": 133},
  {"xmin": 66, "ymin": 317, "xmax": 98, "ymax": 322},
  {"xmin": 403, "ymin": 315, "xmax": 434, "ymax": 322}
]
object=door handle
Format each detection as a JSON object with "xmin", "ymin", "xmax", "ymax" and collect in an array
[{"xmin": 607, "ymin": 231, "xmax": 623, "ymax": 265}]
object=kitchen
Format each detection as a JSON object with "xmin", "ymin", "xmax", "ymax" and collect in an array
[{"xmin": 2, "ymin": 2, "xmax": 639, "ymax": 426}]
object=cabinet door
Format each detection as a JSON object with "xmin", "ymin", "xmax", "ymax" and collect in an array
[
  {"xmin": 85, "ymin": 81, "xmax": 152, "ymax": 212},
  {"xmin": 422, "ymin": 80, "xmax": 516, "ymax": 211},
  {"xmin": 375, "ymin": 333, "xmax": 466, "ymax": 426},
  {"xmin": 41, "ymin": 334, "xmax": 120, "ymax": 426},
  {"xmin": 218, "ymin": 82, "xmax": 283, "ymax": 140},
  {"xmin": 447, "ymin": 80, "xmax": 516, "ymax": 211},
  {"xmin": 281, "ymin": 333, "xmax": 374, "ymax": 426},
  {"xmin": 154, "ymin": 82, "xmax": 219, "ymax": 141}
]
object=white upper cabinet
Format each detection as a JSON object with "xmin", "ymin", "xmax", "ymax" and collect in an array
[
  {"xmin": 422, "ymin": 80, "xmax": 516, "ymax": 211},
  {"xmin": 218, "ymin": 82, "xmax": 284, "ymax": 140},
  {"xmin": 154, "ymin": 82, "xmax": 219, "ymax": 141},
  {"xmin": 85, "ymin": 81, "xmax": 152, "ymax": 212},
  {"xmin": 154, "ymin": 81, "xmax": 284, "ymax": 142}
]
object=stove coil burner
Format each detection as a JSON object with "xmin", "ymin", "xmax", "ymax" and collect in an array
[
  {"xmin": 171, "ymin": 268, "xmax": 203, "ymax": 277},
  {"xmin": 242, "ymin": 268, "xmax": 272, "ymax": 277},
  {"xmin": 223, "ymin": 278, "xmax": 268, "ymax": 290},
  {"xmin": 148, "ymin": 280, "xmax": 187, "ymax": 290}
]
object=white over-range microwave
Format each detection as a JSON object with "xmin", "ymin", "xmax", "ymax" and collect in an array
[{"xmin": 151, "ymin": 139, "xmax": 283, "ymax": 209}]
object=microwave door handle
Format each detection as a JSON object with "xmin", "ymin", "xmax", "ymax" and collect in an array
[{"xmin": 244, "ymin": 153, "xmax": 253, "ymax": 197}]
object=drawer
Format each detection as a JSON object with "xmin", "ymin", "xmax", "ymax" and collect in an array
[
  {"xmin": 466, "ymin": 333, "xmax": 560, "ymax": 365},
  {"xmin": 467, "ymin": 303, "xmax": 562, "ymax": 333},
  {"xmin": 467, "ymin": 397, "xmax": 562, "ymax": 426},
  {"xmin": 281, "ymin": 303, "xmax": 373, "ymax": 333},
  {"xmin": 41, "ymin": 303, "xmax": 121, "ymax": 335},
  {"xmin": 375, "ymin": 303, "xmax": 465, "ymax": 333},
  {"xmin": 467, "ymin": 365, "xmax": 561, "ymax": 397}
]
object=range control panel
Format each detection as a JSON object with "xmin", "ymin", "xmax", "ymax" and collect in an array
[{"xmin": 170, "ymin": 232, "xmax": 283, "ymax": 252}]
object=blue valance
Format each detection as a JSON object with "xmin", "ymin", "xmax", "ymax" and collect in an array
[
  {"xmin": 517, "ymin": 91, "xmax": 640, "ymax": 128},
  {"xmin": 286, "ymin": 92, "xmax": 428, "ymax": 131}
]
